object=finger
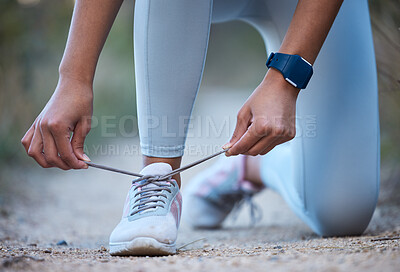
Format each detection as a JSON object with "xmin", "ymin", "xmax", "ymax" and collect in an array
[
  {"xmin": 227, "ymin": 123, "xmax": 263, "ymax": 156},
  {"xmin": 244, "ymin": 134, "xmax": 278, "ymax": 156},
  {"xmin": 39, "ymin": 123, "xmax": 70, "ymax": 170},
  {"xmin": 27, "ymin": 125, "xmax": 52, "ymax": 168},
  {"xmin": 21, "ymin": 125, "xmax": 35, "ymax": 153},
  {"xmin": 49, "ymin": 123, "xmax": 87, "ymax": 169},
  {"xmin": 225, "ymin": 109, "xmax": 252, "ymax": 155},
  {"xmin": 71, "ymin": 121, "xmax": 91, "ymax": 167}
]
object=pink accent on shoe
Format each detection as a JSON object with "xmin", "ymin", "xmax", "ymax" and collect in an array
[
  {"xmin": 237, "ymin": 155, "xmax": 247, "ymax": 187},
  {"xmin": 121, "ymin": 183, "xmax": 140, "ymax": 218},
  {"xmin": 170, "ymin": 192, "xmax": 182, "ymax": 227},
  {"xmin": 170, "ymin": 201, "xmax": 179, "ymax": 227},
  {"xmin": 122, "ymin": 193, "xmax": 131, "ymax": 218},
  {"xmin": 196, "ymin": 155, "xmax": 247, "ymax": 197}
]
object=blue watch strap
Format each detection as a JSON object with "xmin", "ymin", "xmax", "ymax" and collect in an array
[{"xmin": 266, "ymin": 52, "xmax": 313, "ymax": 89}]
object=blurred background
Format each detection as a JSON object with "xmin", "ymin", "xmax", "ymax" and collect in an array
[{"xmin": 0, "ymin": 0, "xmax": 399, "ymax": 247}]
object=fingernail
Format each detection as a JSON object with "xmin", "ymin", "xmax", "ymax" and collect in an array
[
  {"xmin": 222, "ymin": 143, "xmax": 232, "ymax": 150},
  {"xmin": 82, "ymin": 154, "xmax": 91, "ymax": 162}
]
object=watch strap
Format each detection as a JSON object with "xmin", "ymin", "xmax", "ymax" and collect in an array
[{"xmin": 266, "ymin": 52, "xmax": 313, "ymax": 89}]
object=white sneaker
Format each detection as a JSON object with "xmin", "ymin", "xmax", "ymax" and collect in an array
[
  {"xmin": 183, "ymin": 155, "xmax": 264, "ymax": 229},
  {"xmin": 109, "ymin": 163, "xmax": 182, "ymax": 256}
]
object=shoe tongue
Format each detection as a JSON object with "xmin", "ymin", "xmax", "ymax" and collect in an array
[{"xmin": 139, "ymin": 162, "xmax": 172, "ymax": 177}]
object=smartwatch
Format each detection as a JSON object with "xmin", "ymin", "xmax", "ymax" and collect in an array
[{"xmin": 266, "ymin": 52, "xmax": 313, "ymax": 89}]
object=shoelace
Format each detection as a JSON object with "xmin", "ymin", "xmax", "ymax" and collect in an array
[
  {"xmin": 84, "ymin": 149, "xmax": 228, "ymax": 215},
  {"xmin": 84, "ymin": 148, "xmax": 262, "ymax": 222},
  {"xmin": 130, "ymin": 178, "xmax": 175, "ymax": 216},
  {"xmin": 213, "ymin": 190, "xmax": 262, "ymax": 226},
  {"xmin": 230, "ymin": 193, "xmax": 263, "ymax": 226},
  {"xmin": 84, "ymin": 149, "xmax": 228, "ymax": 182}
]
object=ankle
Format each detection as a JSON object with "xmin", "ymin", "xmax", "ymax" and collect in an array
[
  {"xmin": 244, "ymin": 155, "xmax": 264, "ymax": 188},
  {"xmin": 143, "ymin": 156, "xmax": 182, "ymax": 187}
]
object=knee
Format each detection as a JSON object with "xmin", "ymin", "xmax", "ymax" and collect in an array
[
  {"xmin": 212, "ymin": 0, "xmax": 249, "ymax": 23},
  {"xmin": 306, "ymin": 184, "xmax": 378, "ymax": 237}
]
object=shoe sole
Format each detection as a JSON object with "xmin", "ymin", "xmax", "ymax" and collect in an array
[{"xmin": 109, "ymin": 237, "xmax": 176, "ymax": 256}]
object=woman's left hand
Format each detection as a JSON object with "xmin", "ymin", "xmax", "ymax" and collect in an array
[{"xmin": 224, "ymin": 69, "xmax": 299, "ymax": 156}]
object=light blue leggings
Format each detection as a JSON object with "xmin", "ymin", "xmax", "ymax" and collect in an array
[{"xmin": 134, "ymin": 0, "xmax": 380, "ymax": 236}]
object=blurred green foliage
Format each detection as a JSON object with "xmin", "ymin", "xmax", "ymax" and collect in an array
[
  {"xmin": 0, "ymin": 0, "xmax": 136, "ymax": 164},
  {"xmin": 369, "ymin": 0, "xmax": 400, "ymax": 162},
  {"xmin": 0, "ymin": 0, "xmax": 399, "ymax": 194},
  {"xmin": 0, "ymin": 0, "xmax": 266, "ymax": 165},
  {"xmin": 369, "ymin": 0, "xmax": 400, "ymax": 202},
  {"xmin": 1, "ymin": 0, "xmax": 73, "ymax": 164}
]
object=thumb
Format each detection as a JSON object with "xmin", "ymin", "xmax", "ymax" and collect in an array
[
  {"xmin": 71, "ymin": 120, "xmax": 91, "ymax": 162},
  {"xmin": 224, "ymin": 109, "xmax": 251, "ymax": 155}
]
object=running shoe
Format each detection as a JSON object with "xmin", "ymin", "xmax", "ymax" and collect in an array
[
  {"xmin": 109, "ymin": 163, "xmax": 182, "ymax": 256},
  {"xmin": 183, "ymin": 155, "xmax": 264, "ymax": 229}
]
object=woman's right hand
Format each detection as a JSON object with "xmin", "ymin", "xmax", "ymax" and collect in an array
[{"xmin": 21, "ymin": 77, "xmax": 93, "ymax": 170}]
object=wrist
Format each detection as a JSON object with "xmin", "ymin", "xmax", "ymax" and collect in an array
[
  {"xmin": 57, "ymin": 73, "xmax": 94, "ymax": 99},
  {"xmin": 58, "ymin": 62, "xmax": 95, "ymax": 87},
  {"xmin": 262, "ymin": 68, "xmax": 300, "ymax": 97}
]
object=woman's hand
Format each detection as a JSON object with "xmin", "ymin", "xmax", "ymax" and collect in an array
[
  {"xmin": 222, "ymin": 0, "xmax": 343, "ymax": 157},
  {"xmin": 20, "ymin": 0, "xmax": 125, "ymax": 169},
  {"xmin": 21, "ymin": 77, "xmax": 93, "ymax": 170},
  {"xmin": 224, "ymin": 69, "xmax": 299, "ymax": 156}
]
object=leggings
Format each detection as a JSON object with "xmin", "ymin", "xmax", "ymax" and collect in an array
[{"xmin": 134, "ymin": 0, "xmax": 380, "ymax": 236}]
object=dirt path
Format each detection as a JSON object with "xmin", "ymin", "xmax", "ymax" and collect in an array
[
  {"xmin": 1, "ymin": 89, "xmax": 399, "ymax": 271},
  {"xmin": 1, "ymin": 158, "xmax": 399, "ymax": 271}
]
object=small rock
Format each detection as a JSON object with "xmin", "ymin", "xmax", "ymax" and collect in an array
[
  {"xmin": 100, "ymin": 246, "xmax": 107, "ymax": 252},
  {"xmin": 56, "ymin": 240, "xmax": 68, "ymax": 246},
  {"xmin": 273, "ymin": 246, "xmax": 282, "ymax": 249},
  {"xmin": 28, "ymin": 243, "xmax": 37, "ymax": 247},
  {"xmin": 43, "ymin": 249, "xmax": 52, "ymax": 254}
]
